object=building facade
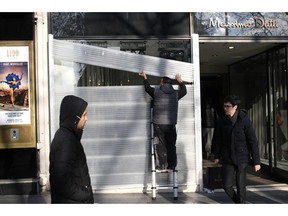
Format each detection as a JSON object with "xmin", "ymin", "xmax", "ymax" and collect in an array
[{"xmin": 0, "ymin": 12, "xmax": 288, "ymax": 194}]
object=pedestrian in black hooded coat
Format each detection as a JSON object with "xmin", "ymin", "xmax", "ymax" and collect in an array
[{"xmin": 49, "ymin": 95, "xmax": 94, "ymax": 204}]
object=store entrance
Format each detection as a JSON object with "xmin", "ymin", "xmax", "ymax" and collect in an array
[
  {"xmin": 199, "ymin": 41, "xmax": 288, "ymax": 188},
  {"xmin": 200, "ymin": 74, "xmax": 225, "ymax": 160},
  {"xmin": 199, "ymin": 41, "xmax": 277, "ymax": 160}
]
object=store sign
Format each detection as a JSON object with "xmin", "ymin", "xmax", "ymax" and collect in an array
[
  {"xmin": 209, "ymin": 17, "xmax": 278, "ymax": 29},
  {"xmin": 194, "ymin": 12, "xmax": 288, "ymax": 36}
]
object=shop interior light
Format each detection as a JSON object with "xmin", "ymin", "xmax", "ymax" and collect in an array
[
  {"xmin": 160, "ymin": 50, "xmax": 169, "ymax": 58},
  {"xmin": 175, "ymin": 51, "xmax": 184, "ymax": 60},
  {"xmin": 168, "ymin": 51, "xmax": 176, "ymax": 59}
]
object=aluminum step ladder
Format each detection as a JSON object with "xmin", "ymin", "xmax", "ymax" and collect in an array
[{"xmin": 150, "ymin": 100, "xmax": 178, "ymax": 200}]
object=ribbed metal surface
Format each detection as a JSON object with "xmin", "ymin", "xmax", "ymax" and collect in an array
[
  {"xmin": 53, "ymin": 39, "xmax": 194, "ymax": 83},
  {"xmin": 50, "ymin": 86, "xmax": 196, "ymax": 190},
  {"xmin": 49, "ymin": 38, "xmax": 198, "ymax": 191}
]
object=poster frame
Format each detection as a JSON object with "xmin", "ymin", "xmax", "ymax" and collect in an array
[{"xmin": 0, "ymin": 40, "xmax": 36, "ymax": 149}]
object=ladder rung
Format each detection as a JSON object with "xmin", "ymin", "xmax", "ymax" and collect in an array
[
  {"xmin": 155, "ymin": 169, "xmax": 177, "ymax": 173},
  {"xmin": 157, "ymin": 186, "xmax": 175, "ymax": 189}
]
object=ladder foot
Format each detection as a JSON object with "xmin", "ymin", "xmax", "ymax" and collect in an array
[{"xmin": 174, "ymin": 197, "xmax": 178, "ymax": 200}]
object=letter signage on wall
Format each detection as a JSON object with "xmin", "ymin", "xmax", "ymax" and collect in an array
[{"xmin": 193, "ymin": 12, "xmax": 288, "ymax": 37}]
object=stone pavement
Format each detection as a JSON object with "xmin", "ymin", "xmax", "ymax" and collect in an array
[
  {"xmin": 0, "ymin": 183, "xmax": 287, "ymax": 204},
  {"xmin": 1, "ymin": 184, "xmax": 287, "ymax": 216}
]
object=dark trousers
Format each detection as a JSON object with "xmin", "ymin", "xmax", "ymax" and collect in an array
[
  {"xmin": 222, "ymin": 163, "xmax": 248, "ymax": 203},
  {"xmin": 154, "ymin": 124, "xmax": 177, "ymax": 169}
]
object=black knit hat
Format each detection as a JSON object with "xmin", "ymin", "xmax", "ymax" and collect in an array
[{"xmin": 162, "ymin": 76, "xmax": 172, "ymax": 84}]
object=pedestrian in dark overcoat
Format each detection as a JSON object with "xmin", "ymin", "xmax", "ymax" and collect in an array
[
  {"xmin": 49, "ymin": 95, "xmax": 94, "ymax": 203},
  {"xmin": 212, "ymin": 95, "xmax": 261, "ymax": 203}
]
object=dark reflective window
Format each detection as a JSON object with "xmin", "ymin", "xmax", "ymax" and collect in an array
[{"xmin": 49, "ymin": 13, "xmax": 190, "ymax": 38}]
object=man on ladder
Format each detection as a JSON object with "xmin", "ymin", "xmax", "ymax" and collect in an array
[{"xmin": 139, "ymin": 71, "xmax": 187, "ymax": 199}]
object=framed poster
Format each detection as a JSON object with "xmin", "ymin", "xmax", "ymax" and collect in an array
[{"xmin": 0, "ymin": 41, "xmax": 36, "ymax": 148}]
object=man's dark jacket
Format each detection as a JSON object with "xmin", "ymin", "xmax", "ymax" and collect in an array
[
  {"xmin": 49, "ymin": 95, "xmax": 94, "ymax": 204},
  {"xmin": 143, "ymin": 79, "xmax": 187, "ymax": 125},
  {"xmin": 212, "ymin": 109, "xmax": 260, "ymax": 165}
]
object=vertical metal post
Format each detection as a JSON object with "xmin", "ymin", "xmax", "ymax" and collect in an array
[
  {"xmin": 35, "ymin": 13, "xmax": 50, "ymax": 189},
  {"xmin": 191, "ymin": 33, "xmax": 203, "ymax": 192},
  {"xmin": 150, "ymin": 100, "xmax": 157, "ymax": 200},
  {"xmin": 173, "ymin": 169, "xmax": 178, "ymax": 200}
]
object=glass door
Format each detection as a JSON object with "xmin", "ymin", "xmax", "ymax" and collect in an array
[
  {"xmin": 230, "ymin": 51, "xmax": 268, "ymax": 165},
  {"xmin": 268, "ymin": 45, "xmax": 288, "ymax": 172}
]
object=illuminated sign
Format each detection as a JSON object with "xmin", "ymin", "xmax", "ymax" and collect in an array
[{"xmin": 0, "ymin": 46, "xmax": 30, "ymax": 125}]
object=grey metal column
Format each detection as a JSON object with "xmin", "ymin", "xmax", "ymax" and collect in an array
[{"xmin": 150, "ymin": 100, "xmax": 157, "ymax": 199}]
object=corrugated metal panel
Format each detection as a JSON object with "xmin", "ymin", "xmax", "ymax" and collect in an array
[
  {"xmin": 53, "ymin": 39, "xmax": 193, "ymax": 83},
  {"xmin": 50, "ymin": 86, "xmax": 195, "ymax": 190},
  {"xmin": 49, "ymin": 36, "xmax": 199, "ymax": 191}
]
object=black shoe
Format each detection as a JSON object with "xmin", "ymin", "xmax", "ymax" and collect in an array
[{"xmin": 167, "ymin": 166, "xmax": 176, "ymax": 170}]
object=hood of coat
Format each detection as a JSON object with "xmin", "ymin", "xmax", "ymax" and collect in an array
[
  {"xmin": 59, "ymin": 95, "xmax": 88, "ymax": 133},
  {"xmin": 237, "ymin": 109, "xmax": 248, "ymax": 119},
  {"xmin": 223, "ymin": 109, "xmax": 248, "ymax": 125},
  {"xmin": 160, "ymin": 83, "xmax": 175, "ymax": 94}
]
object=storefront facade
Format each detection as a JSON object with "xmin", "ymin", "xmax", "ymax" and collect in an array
[
  {"xmin": 0, "ymin": 12, "xmax": 288, "ymax": 195},
  {"xmin": 48, "ymin": 13, "xmax": 202, "ymax": 193},
  {"xmin": 194, "ymin": 12, "xmax": 288, "ymax": 181}
]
